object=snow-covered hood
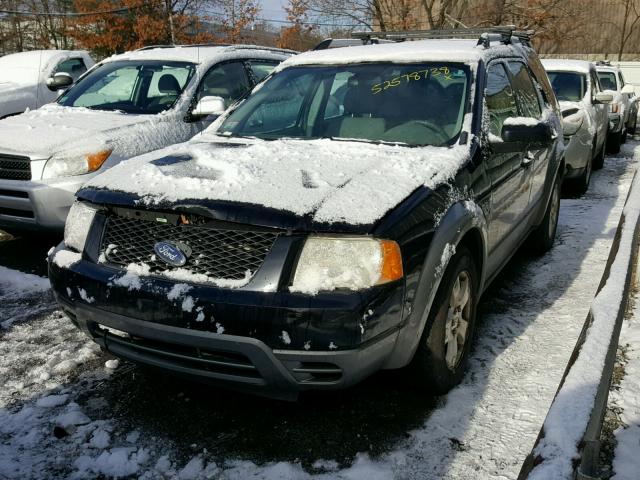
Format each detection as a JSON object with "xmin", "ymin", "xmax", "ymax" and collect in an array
[
  {"xmin": 0, "ymin": 81, "xmax": 35, "ymax": 93},
  {"xmin": 0, "ymin": 104, "xmax": 158, "ymax": 158},
  {"xmin": 558, "ymin": 100, "xmax": 586, "ymax": 114},
  {"xmin": 82, "ymin": 136, "xmax": 470, "ymax": 230}
]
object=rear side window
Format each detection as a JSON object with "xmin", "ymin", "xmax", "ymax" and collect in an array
[
  {"xmin": 507, "ymin": 61, "xmax": 542, "ymax": 118},
  {"xmin": 486, "ymin": 63, "xmax": 518, "ymax": 137}
]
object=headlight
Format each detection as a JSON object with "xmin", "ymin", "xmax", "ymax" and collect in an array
[
  {"xmin": 42, "ymin": 149, "xmax": 112, "ymax": 179},
  {"xmin": 290, "ymin": 236, "xmax": 403, "ymax": 294},
  {"xmin": 64, "ymin": 202, "xmax": 97, "ymax": 252}
]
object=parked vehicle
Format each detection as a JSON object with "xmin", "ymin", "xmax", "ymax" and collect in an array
[
  {"xmin": 0, "ymin": 45, "xmax": 292, "ymax": 232},
  {"xmin": 596, "ymin": 61, "xmax": 639, "ymax": 151},
  {"xmin": 0, "ymin": 50, "xmax": 95, "ymax": 120},
  {"xmin": 49, "ymin": 28, "xmax": 564, "ymax": 400},
  {"xmin": 542, "ymin": 59, "xmax": 612, "ymax": 193}
]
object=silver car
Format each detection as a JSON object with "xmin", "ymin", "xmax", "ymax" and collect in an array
[
  {"xmin": 542, "ymin": 60, "xmax": 612, "ymax": 194},
  {"xmin": 0, "ymin": 45, "xmax": 292, "ymax": 232}
]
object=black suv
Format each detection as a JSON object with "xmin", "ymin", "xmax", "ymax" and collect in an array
[{"xmin": 49, "ymin": 28, "xmax": 563, "ymax": 400}]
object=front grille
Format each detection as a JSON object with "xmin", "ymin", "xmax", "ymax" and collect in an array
[
  {"xmin": 0, "ymin": 206, "xmax": 33, "ymax": 218},
  {"xmin": 100, "ymin": 213, "xmax": 279, "ymax": 282},
  {"xmin": 0, "ymin": 154, "xmax": 31, "ymax": 180}
]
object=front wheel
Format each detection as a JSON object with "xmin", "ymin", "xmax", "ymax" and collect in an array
[
  {"xmin": 607, "ymin": 130, "xmax": 622, "ymax": 154},
  {"xmin": 408, "ymin": 246, "xmax": 478, "ymax": 394},
  {"xmin": 567, "ymin": 153, "xmax": 592, "ymax": 196},
  {"xmin": 593, "ymin": 135, "xmax": 606, "ymax": 170},
  {"xmin": 528, "ymin": 170, "xmax": 561, "ymax": 254}
]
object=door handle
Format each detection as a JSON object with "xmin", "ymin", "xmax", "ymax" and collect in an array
[{"xmin": 522, "ymin": 153, "xmax": 535, "ymax": 167}]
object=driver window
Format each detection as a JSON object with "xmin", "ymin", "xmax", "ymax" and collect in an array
[
  {"xmin": 507, "ymin": 61, "xmax": 542, "ymax": 119},
  {"xmin": 54, "ymin": 58, "xmax": 87, "ymax": 81},
  {"xmin": 486, "ymin": 63, "xmax": 518, "ymax": 138},
  {"xmin": 199, "ymin": 61, "xmax": 250, "ymax": 108}
]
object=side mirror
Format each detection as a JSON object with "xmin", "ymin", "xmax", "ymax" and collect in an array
[
  {"xmin": 594, "ymin": 92, "xmax": 614, "ymax": 104},
  {"xmin": 191, "ymin": 96, "xmax": 226, "ymax": 120},
  {"xmin": 46, "ymin": 72, "xmax": 73, "ymax": 91},
  {"xmin": 622, "ymin": 84, "xmax": 636, "ymax": 95},
  {"xmin": 492, "ymin": 118, "xmax": 553, "ymax": 151}
]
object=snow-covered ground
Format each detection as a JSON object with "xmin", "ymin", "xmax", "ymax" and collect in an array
[
  {"xmin": 611, "ymin": 259, "xmax": 640, "ymax": 480},
  {"xmin": 0, "ymin": 143, "xmax": 639, "ymax": 479}
]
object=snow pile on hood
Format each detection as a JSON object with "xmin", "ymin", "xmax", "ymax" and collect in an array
[
  {"xmin": 86, "ymin": 137, "xmax": 470, "ymax": 226},
  {"xmin": 0, "ymin": 104, "xmax": 178, "ymax": 159}
]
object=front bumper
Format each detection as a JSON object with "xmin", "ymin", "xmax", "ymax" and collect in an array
[
  {"xmin": 49, "ymin": 247, "xmax": 405, "ymax": 399},
  {"xmin": 0, "ymin": 177, "xmax": 87, "ymax": 232},
  {"xmin": 57, "ymin": 300, "xmax": 398, "ymax": 401}
]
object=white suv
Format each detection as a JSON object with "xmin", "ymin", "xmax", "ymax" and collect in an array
[
  {"xmin": 0, "ymin": 45, "xmax": 292, "ymax": 232},
  {"xmin": 596, "ymin": 61, "xmax": 639, "ymax": 153},
  {"xmin": 0, "ymin": 50, "xmax": 95, "ymax": 119}
]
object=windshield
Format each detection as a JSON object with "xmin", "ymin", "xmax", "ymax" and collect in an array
[
  {"xmin": 547, "ymin": 71, "xmax": 587, "ymax": 102},
  {"xmin": 597, "ymin": 71, "xmax": 617, "ymax": 91},
  {"xmin": 58, "ymin": 60, "xmax": 196, "ymax": 114},
  {"xmin": 218, "ymin": 63, "xmax": 470, "ymax": 147}
]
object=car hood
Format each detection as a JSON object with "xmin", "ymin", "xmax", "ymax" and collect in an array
[
  {"xmin": 0, "ymin": 81, "xmax": 31, "ymax": 93},
  {"xmin": 0, "ymin": 104, "xmax": 157, "ymax": 158},
  {"xmin": 81, "ymin": 136, "xmax": 469, "ymax": 231}
]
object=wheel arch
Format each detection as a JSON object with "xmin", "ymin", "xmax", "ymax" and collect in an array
[{"xmin": 383, "ymin": 200, "xmax": 488, "ymax": 369}]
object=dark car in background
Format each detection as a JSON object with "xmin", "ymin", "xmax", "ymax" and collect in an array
[{"xmin": 48, "ymin": 28, "xmax": 564, "ymax": 400}]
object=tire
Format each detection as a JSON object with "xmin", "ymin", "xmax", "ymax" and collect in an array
[
  {"xmin": 409, "ymin": 246, "xmax": 478, "ymax": 394},
  {"xmin": 567, "ymin": 153, "xmax": 592, "ymax": 196},
  {"xmin": 629, "ymin": 116, "xmax": 638, "ymax": 138},
  {"xmin": 528, "ymin": 170, "xmax": 561, "ymax": 254},
  {"xmin": 607, "ymin": 130, "xmax": 622, "ymax": 154},
  {"xmin": 622, "ymin": 127, "xmax": 628, "ymax": 144},
  {"xmin": 593, "ymin": 136, "xmax": 606, "ymax": 170}
]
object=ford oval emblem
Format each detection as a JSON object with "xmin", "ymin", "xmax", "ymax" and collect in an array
[{"xmin": 154, "ymin": 241, "xmax": 187, "ymax": 267}]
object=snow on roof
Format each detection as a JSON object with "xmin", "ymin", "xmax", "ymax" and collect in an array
[
  {"xmin": 0, "ymin": 50, "xmax": 87, "ymax": 72},
  {"xmin": 276, "ymin": 39, "xmax": 487, "ymax": 70},
  {"xmin": 103, "ymin": 45, "xmax": 291, "ymax": 65},
  {"xmin": 541, "ymin": 59, "xmax": 593, "ymax": 74}
]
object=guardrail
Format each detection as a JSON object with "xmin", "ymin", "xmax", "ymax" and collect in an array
[{"xmin": 519, "ymin": 171, "xmax": 640, "ymax": 480}]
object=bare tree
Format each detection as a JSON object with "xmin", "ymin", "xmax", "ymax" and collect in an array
[{"xmin": 612, "ymin": 0, "xmax": 640, "ymax": 60}]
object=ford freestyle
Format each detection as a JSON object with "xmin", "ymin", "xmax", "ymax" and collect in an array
[{"xmin": 49, "ymin": 29, "xmax": 564, "ymax": 400}]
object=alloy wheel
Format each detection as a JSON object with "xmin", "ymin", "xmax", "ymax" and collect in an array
[{"xmin": 444, "ymin": 270, "xmax": 472, "ymax": 370}]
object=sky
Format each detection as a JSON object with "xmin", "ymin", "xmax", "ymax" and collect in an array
[{"xmin": 260, "ymin": 0, "xmax": 288, "ymax": 21}]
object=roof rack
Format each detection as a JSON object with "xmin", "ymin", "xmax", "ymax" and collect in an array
[
  {"xmin": 135, "ymin": 44, "xmax": 297, "ymax": 54},
  {"xmin": 596, "ymin": 60, "xmax": 613, "ymax": 66},
  {"xmin": 351, "ymin": 26, "xmax": 534, "ymax": 48},
  {"xmin": 313, "ymin": 37, "xmax": 395, "ymax": 50}
]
